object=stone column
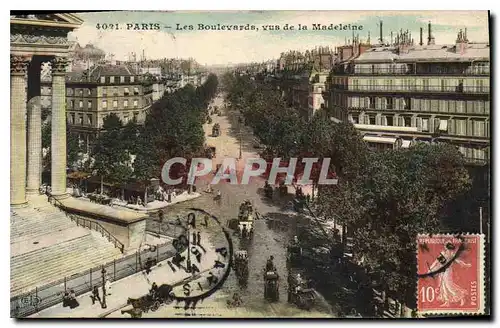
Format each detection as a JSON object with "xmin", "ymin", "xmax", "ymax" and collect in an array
[
  {"xmin": 50, "ymin": 57, "xmax": 69, "ymax": 198},
  {"xmin": 26, "ymin": 57, "xmax": 42, "ymax": 195},
  {"xmin": 10, "ymin": 55, "xmax": 30, "ymax": 207}
]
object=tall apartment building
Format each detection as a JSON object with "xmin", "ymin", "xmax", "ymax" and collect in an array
[
  {"xmin": 65, "ymin": 64, "xmax": 153, "ymax": 153},
  {"xmin": 274, "ymin": 47, "xmax": 335, "ymax": 120},
  {"xmin": 326, "ymin": 25, "xmax": 490, "ymax": 164}
]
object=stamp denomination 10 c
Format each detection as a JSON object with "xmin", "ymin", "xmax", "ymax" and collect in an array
[{"xmin": 417, "ymin": 234, "xmax": 485, "ymax": 315}]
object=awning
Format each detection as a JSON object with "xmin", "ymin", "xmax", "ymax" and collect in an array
[
  {"xmin": 401, "ymin": 140, "xmax": 411, "ymax": 148},
  {"xmin": 439, "ymin": 120, "xmax": 448, "ymax": 131},
  {"xmin": 363, "ymin": 135, "xmax": 397, "ymax": 145}
]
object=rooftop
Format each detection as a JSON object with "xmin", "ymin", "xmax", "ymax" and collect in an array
[{"xmin": 354, "ymin": 43, "xmax": 490, "ymax": 63}]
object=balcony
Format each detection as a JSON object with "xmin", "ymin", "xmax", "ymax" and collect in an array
[
  {"xmin": 333, "ymin": 67, "xmax": 490, "ymax": 76},
  {"xmin": 337, "ymin": 84, "xmax": 490, "ymax": 95}
]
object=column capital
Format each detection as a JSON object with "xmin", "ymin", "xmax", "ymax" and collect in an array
[
  {"xmin": 10, "ymin": 55, "xmax": 30, "ymax": 75},
  {"xmin": 51, "ymin": 56, "xmax": 69, "ymax": 75}
]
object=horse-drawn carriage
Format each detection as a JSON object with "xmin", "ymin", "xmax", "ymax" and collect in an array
[
  {"xmin": 234, "ymin": 250, "xmax": 249, "ymax": 286},
  {"xmin": 264, "ymin": 270, "xmax": 280, "ymax": 302},
  {"xmin": 212, "ymin": 123, "xmax": 221, "ymax": 137},
  {"xmin": 122, "ymin": 284, "xmax": 173, "ymax": 317},
  {"xmin": 227, "ymin": 201, "xmax": 254, "ymax": 239},
  {"xmin": 287, "ymin": 269, "xmax": 316, "ymax": 310},
  {"xmin": 286, "ymin": 239, "xmax": 303, "ymax": 269}
]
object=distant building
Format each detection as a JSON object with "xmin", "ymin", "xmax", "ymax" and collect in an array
[
  {"xmin": 326, "ymin": 24, "xmax": 490, "ymax": 164},
  {"xmin": 62, "ymin": 63, "xmax": 153, "ymax": 153}
]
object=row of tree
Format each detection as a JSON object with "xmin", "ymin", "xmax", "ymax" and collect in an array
[
  {"xmin": 224, "ymin": 73, "xmax": 471, "ymax": 312},
  {"xmin": 42, "ymin": 74, "xmax": 219, "ymax": 198}
]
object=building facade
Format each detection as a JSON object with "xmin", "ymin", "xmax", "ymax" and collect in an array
[
  {"xmin": 326, "ymin": 27, "xmax": 490, "ymax": 162},
  {"xmin": 65, "ymin": 64, "xmax": 153, "ymax": 153}
]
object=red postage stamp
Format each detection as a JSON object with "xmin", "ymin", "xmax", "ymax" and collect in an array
[{"xmin": 417, "ymin": 234, "xmax": 485, "ymax": 315}]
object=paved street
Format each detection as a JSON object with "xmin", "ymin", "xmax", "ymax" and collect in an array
[{"xmin": 146, "ymin": 94, "xmax": 334, "ymax": 317}]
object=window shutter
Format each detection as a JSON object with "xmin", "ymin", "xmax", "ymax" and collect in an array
[
  {"xmin": 399, "ymin": 116, "xmax": 405, "ymax": 126},
  {"xmin": 411, "ymin": 116, "xmax": 417, "ymax": 127},
  {"xmin": 416, "ymin": 117, "xmax": 422, "ymax": 131},
  {"xmin": 376, "ymin": 114, "xmax": 382, "ymax": 125},
  {"xmin": 383, "ymin": 116, "xmax": 388, "ymax": 126}
]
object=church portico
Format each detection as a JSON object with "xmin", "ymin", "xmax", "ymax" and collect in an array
[{"xmin": 10, "ymin": 14, "xmax": 83, "ymax": 205}]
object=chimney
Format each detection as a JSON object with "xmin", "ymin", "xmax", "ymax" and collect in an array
[
  {"xmin": 379, "ymin": 20, "xmax": 383, "ymax": 44},
  {"xmin": 419, "ymin": 27, "xmax": 423, "ymax": 45},
  {"xmin": 427, "ymin": 21, "xmax": 436, "ymax": 45}
]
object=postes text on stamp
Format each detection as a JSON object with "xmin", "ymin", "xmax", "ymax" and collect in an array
[{"xmin": 417, "ymin": 234, "xmax": 484, "ymax": 315}]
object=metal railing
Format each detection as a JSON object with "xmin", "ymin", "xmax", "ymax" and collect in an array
[
  {"xmin": 47, "ymin": 194, "xmax": 125, "ymax": 253},
  {"xmin": 10, "ymin": 242, "xmax": 178, "ymax": 318},
  {"xmin": 333, "ymin": 68, "xmax": 490, "ymax": 76},
  {"xmin": 334, "ymin": 84, "xmax": 490, "ymax": 94}
]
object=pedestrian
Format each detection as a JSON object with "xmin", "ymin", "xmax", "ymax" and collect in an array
[
  {"xmin": 69, "ymin": 289, "xmax": 79, "ymax": 309},
  {"xmin": 91, "ymin": 286, "xmax": 101, "ymax": 305},
  {"xmin": 145, "ymin": 257, "xmax": 153, "ymax": 275},
  {"xmin": 197, "ymin": 231, "xmax": 202, "ymax": 246},
  {"xmin": 62, "ymin": 291, "xmax": 70, "ymax": 307},
  {"xmin": 105, "ymin": 277, "xmax": 112, "ymax": 296}
]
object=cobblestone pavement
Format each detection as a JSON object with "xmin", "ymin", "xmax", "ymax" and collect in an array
[{"xmin": 144, "ymin": 95, "xmax": 335, "ymax": 317}]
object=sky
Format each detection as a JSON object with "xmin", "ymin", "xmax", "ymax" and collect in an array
[{"xmin": 69, "ymin": 11, "xmax": 490, "ymax": 66}]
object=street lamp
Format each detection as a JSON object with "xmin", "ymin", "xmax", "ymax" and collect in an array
[
  {"xmin": 238, "ymin": 114, "xmax": 243, "ymax": 159},
  {"xmin": 101, "ymin": 266, "xmax": 107, "ymax": 309},
  {"xmin": 186, "ymin": 225, "xmax": 192, "ymax": 273}
]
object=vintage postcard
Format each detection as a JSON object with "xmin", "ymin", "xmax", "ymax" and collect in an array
[{"xmin": 10, "ymin": 10, "xmax": 491, "ymax": 319}]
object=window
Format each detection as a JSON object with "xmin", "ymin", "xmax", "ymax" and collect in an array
[
  {"xmin": 130, "ymin": 76, "xmax": 135, "ymax": 83},
  {"xmin": 369, "ymin": 96, "xmax": 375, "ymax": 109},
  {"xmin": 369, "ymin": 115, "xmax": 376, "ymax": 125},
  {"xmin": 70, "ymin": 100, "xmax": 74, "ymax": 108},
  {"xmin": 404, "ymin": 116, "xmax": 411, "ymax": 127},
  {"xmin": 350, "ymin": 115, "xmax": 359, "ymax": 124},
  {"xmin": 87, "ymin": 114, "xmax": 93, "ymax": 125},
  {"xmin": 87, "ymin": 88, "xmax": 92, "ymax": 96},
  {"xmin": 100, "ymin": 76, "xmax": 106, "ymax": 83},
  {"xmin": 133, "ymin": 87, "xmax": 140, "ymax": 95},
  {"xmin": 124, "ymin": 99, "xmax": 129, "ymax": 108},
  {"xmin": 403, "ymin": 98, "xmax": 410, "ymax": 110},
  {"xmin": 386, "ymin": 97, "xmax": 393, "ymax": 110},
  {"xmin": 386, "ymin": 116, "xmax": 394, "ymax": 126},
  {"xmin": 78, "ymin": 114, "xmax": 84, "ymax": 125},
  {"xmin": 120, "ymin": 76, "xmax": 125, "ymax": 83},
  {"xmin": 456, "ymin": 101, "xmax": 465, "ymax": 113},
  {"xmin": 102, "ymin": 100, "xmax": 107, "ymax": 109},
  {"xmin": 113, "ymin": 87, "xmax": 119, "ymax": 96},
  {"xmin": 473, "ymin": 120, "xmax": 486, "ymax": 137},
  {"xmin": 133, "ymin": 112, "xmax": 139, "ymax": 122},
  {"xmin": 124, "ymin": 87, "xmax": 130, "ymax": 95},
  {"xmin": 79, "ymin": 89, "xmax": 83, "ymax": 96},
  {"xmin": 422, "ymin": 79, "xmax": 430, "ymax": 91},
  {"xmin": 102, "ymin": 87, "xmax": 107, "ymax": 96},
  {"xmin": 455, "ymin": 119, "xmax": 467, "ymax": 135},
  {"xmin": 439, "ymin": 100, "xmax": 448, "ymax": 113},
  {"xmin": 441, "ymin": 79, "xmax": 448, "ymax": 92},
  {"xmin": 87, "ymin": 100, "xmax": 92, "ymax": 109},
  {"xmin": 430, "ymin": 100, "xmax": 439, "ymax": 112},
  {"xmin": 70, "ymin": 113, "xmax": 75, "ymax": 124},
  {"xmin": 67, "ymin": 88, "xmax": 73, "ymax": 96},
  {"xmin": 422, "ymin": 118, "xmax": 429, "ymax": 132},
  {"xmin": 79, "ymin": 100, "xmax": 83, "ymax": 109},
  {"xmin": 113, "ymin": 100, "xmax": 118, "ymax": 108},
  {"xmin": 475, "ymin": 79, "xmax": 485, "ymax": 93},
  {"xmin": 133, "ymin": 99, "xmax": 139, "ymax": 107},
  {"xmin": 110, "ymin": 76, "xmax": 115, "ymax": 83}
]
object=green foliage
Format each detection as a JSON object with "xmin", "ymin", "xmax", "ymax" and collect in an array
[
  {"xmin": 92, "ymin": 113, "xmax": 133, "ymax": 186},
  {"xmin": 41, "ymin": 122, "xmax": 82, "ymax": 170},
  {"xmin": 226, "ymin": 73, "xmax": 472, "ymax": 306}
]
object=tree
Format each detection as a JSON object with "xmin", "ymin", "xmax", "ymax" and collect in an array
[
  {"xmin": 317, "ymin": 143, "xmax": 471, "ymax": 310},
  {"xmin": 92, "ymin": 114, "xmax": 133, "ymax": 196}
]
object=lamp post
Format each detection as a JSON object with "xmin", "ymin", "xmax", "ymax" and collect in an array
[
  {"xmin": 186, "ymin": 225, "xmax": 192, "ymax": 273},
  {"xmin": 101, "ymin": 266, "xmax": 107, "ymax": 309},
  {"xmin": 238, "ymin": 114, "xmax": 243, "ymax": 159}
]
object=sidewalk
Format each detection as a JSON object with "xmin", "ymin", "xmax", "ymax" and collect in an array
[
  {"xmin": 116, "ymin": 192, "xmax": 202, "ymax": 212},
  {"xmin": 30, "ymin": 230, "xmax": 217, "ymax": 318}
]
